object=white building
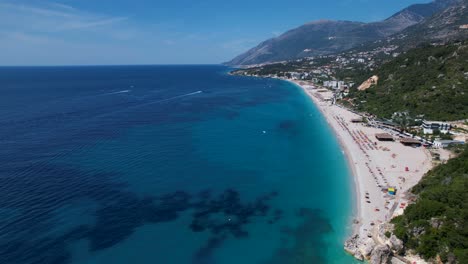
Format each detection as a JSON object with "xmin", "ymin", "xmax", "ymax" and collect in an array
[
  {"xmin": 422, "ymin": 121, "xmax": 452, "ymax": 134},
  {"xmin": 337, "ymin": 81, "xmax": 345, "ymax": 90},
  {"xmin": 433, "ymin": 140, "xmax": 465, "ymax": 148},
  {"xmin": 290, "ymin": 72, "xmax": 301, "ymax": 80},
  {"xmin": 327, "ymin": 81, "xmax": 337, "ymax": 88}
]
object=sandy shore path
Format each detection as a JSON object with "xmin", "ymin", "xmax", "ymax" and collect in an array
[{"xmin": 288, "ymin": 80, "xmax": 433, "ymax": 254}]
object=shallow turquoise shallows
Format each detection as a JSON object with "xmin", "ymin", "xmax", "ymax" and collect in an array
[{"xmin": 0, "ymin": 65, "xmax": 358, "ymax": 263}]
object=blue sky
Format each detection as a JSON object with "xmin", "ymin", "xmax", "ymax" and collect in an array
[{"xmin": 0, "ymin": 0, "xmax": 431, "ymax": 65}]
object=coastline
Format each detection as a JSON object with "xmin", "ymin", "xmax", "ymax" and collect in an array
[
  {"xmin": 287, "ymin": 79, "xmax": 362, "ymax": 234},
  {"xmin": 284, "ymin": 79, "xmax": 433, "ymax": 261}
]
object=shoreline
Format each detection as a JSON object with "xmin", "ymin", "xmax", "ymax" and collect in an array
[
  {"xmin": 287, "ymin": 79, "xmax": 362, "ymax": 235},
  {"xmin": 284, "ymin": 79, "xmax": 433, "ymax": 261}
]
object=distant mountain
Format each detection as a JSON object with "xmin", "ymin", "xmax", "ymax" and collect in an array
[
  {"xmin": 392, "ymin": 0, "xmax": 468, "ymax": 49},
  {"xmin": 389, "ymin": 0, "xmax": 461, "ymax": 18},
  {"xmin": 226, "ymin": 20, "xmax": 365, "ymax": 66},
  {"xmin": 225, "ymin": 0, "xmax": 461, "ymax": 66}
]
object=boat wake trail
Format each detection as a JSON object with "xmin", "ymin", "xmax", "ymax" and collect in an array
[
  {"xmin": 95, "ymin": 90, "xmax": 203, "ymax": 119},
  {"xmin": 140, "ymin": 90, "xmax": 202, "ymax": 106},
  {"xmin": 98, "ymin": 90, "xmax": 131, "ymax": 96}
]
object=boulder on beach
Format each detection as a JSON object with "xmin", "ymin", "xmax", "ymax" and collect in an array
[
  {"xmin": 388, "ymin": 235, "xmax": 404, "ymax": 255},
  {"xmin": 344, "ymin": 234, "xmax": 364, "ymax": 260},
  {"xmin": 363, "ymin": 238, "xmax": 376, "ymax": 257},
  {"xmin": 370, "ymin": 244, "xmax": 391, "ymax": 264}
]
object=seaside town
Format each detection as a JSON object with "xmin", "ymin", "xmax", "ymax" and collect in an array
[
  {"xmin": 232, "ymin": 49, "xmax": 467, "ymax": 151},
  {"xmin": 234, "ymin": 43, "xmax": 399, "ymax": 83}
]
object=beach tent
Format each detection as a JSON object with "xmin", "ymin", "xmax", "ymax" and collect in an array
[{"xmin": 388, "ymin": 187, "xmax": 396, "ymax": 195}]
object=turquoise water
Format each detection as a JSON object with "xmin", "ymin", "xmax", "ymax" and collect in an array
[{"xmin": 0, "ymin": 66, "xmax": 357, "ymax": 263}]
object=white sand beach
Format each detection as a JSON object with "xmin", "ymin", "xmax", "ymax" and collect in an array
[{"xmin": 290, "ymin": 80, "xmax": 433, "ymax": 257}]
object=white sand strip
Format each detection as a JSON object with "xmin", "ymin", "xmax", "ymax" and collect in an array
[{"xmin": 288, "ymin": 80, "xmax": 433, "ymax": 245}]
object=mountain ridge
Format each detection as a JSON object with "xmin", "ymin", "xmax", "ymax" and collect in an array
[
  {"xmin": 352, "ymin": 0, "xmax": 468, "ymax": 54},
  {"xmin": 226, "ymin": 0, "xmax": 462, "ymax": 66}
]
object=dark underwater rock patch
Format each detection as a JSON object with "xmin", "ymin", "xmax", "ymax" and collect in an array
[
  {"xmin": 193, "ymin": 234, "xmax": 227, "ymax": 264},
  {"xmin": 190, "ymin": 189, "xmax": 275, "ymax": 237},
  {"xmin": 261, "ymin": 208, "xmax": 333, "ymax": 264},
  {"xmin": 277, "ymin": 120, "xmax": 302, "ymax": 137},
  {"xmin": 0, "ymin": 165, "xmax": 281, "ymax": 264}
]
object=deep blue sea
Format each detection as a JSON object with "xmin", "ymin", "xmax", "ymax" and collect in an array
[{"xmin": 0, "ymin": 65, "xmax": 357, "ymax": 264}]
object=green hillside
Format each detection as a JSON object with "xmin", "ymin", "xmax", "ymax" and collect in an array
[
  {"xmin": 350, "ymin": 41, "xmax": 468, "ymax": 121},
  {"xmin": 391, "ymin": 146, "xmax": 468, "ymax": 263}
]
